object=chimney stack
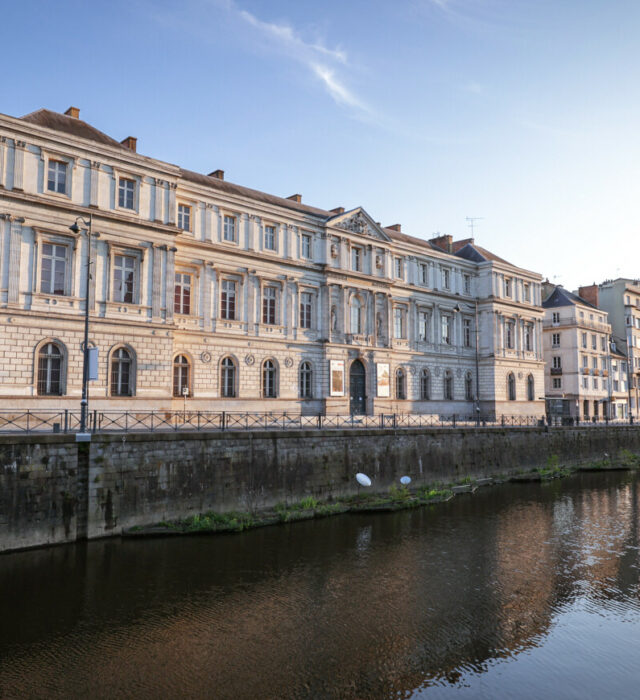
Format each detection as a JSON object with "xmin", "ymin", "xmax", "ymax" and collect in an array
[
  {"xmin": 120, "ymin": 136, "xmax": 137, "ymax": 152},
  {"xmin": 287, "ymin": 194, "xmax": 302, "ymax": 203},
  {"xmin": 578, "ymin": 283, "xmax": 600, "ymax": 308},
  {"xmin": 64, "ymin": 106, "xmax": 80, "ymax": 119},
  {"xmin": 208, "ymin": 169, "xmax": 224, "ymax": 180},
  {"xmin": 330, "ymin": 207, "xmax": 345, "ymax": 215},
  {"xmin": 387, "ymin": 224, "xmax": 402, "ymax": 232},
  {"xmin": 429, "ymin": 234, "xmax": 453, "ymax": 253}
]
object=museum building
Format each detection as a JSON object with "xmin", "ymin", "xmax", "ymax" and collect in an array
[{"xmin": 0, "ymin": 106, "xmax": 545, "ymax": 417}]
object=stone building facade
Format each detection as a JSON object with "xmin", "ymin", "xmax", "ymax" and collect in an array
[{"xmin": 0, "ymin": 106, "xmax": 545, "ymax": 417}]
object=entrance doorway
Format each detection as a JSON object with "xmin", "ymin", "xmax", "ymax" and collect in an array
[{"xmin": 349, "ymin": 360, "xmax": 366, "ymax": 415}]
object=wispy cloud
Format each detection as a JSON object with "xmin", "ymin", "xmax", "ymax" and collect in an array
[{"xmin": 236, "ymin": 6, "xmax": 371, "ymax": 117}]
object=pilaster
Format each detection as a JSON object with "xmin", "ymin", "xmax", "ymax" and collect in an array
[
  {"xmin": 12, "ymin": 140, "xmax": 26, "ymax": 191},
  {"xmin": 7, "ymin": 217, "xmax": 24, "ymax": 303}
]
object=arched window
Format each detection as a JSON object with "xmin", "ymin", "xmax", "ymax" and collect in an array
[
  {"xmin": 395, "ymin": 368, "xmax": 406, "ymax": 400},
  {"xmin": 350, "ymin": 297, "xmax": 362, "ymax": 334},
  {"xmin": 508, "ymin": 372, "xmax": 516, "ymax": 401},
  {"xmin": 173, "ymin": 355, "xmax": 190, "ymax": 397},
  {"xmin": 299, "ymin": 361, "xmax": 312, "ymax": 399},
  {"xmin": 111, "ymin": 347, "xmax": 133, "ymax": 396},
  {"xmin": 444, "ymin": 370, "xmax": 453, "ymax": 400},
  {"xmin": 263, "ymin": 359, "xmax": 277, "ymax": 398},
  {"xmin": 465, "ymin": 372, "xmax": 473, "ymax": 401},
  {"xmin": 420, "ymin": 369, "xmax": 430, "ymax": 400},
  {"xmin": 527, "ymin": 374, "xmax": 535, "ymax": 401},
  {"xmin": 221, "ymin": 356, "xmax": 236, "ymax": 398},
  {"xmin": 37, "ymin": 342, "xmax": 63, "ymax": 395}
]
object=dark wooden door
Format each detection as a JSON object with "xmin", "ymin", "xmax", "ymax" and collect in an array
[{"xmin": 349, "ymin": 360, "xmax": 366, "ymax": 415}]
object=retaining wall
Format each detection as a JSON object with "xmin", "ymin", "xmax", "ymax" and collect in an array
[{"xmin": 2, "ymin": 426, "xmax": 640, "ymax": 552}]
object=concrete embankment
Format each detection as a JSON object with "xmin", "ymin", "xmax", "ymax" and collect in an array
[{"xmin": 1, "ymin": 426, "xmax": 640, "ymax": 553}]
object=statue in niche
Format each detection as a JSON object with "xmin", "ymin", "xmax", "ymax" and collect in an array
[
  {"xmin": 376, "ymin": 312, "xmax": 383, "ymax": 338},
  {"xmin": 330, "ymin": 306, "xmax": 338, "ymax": 331}
]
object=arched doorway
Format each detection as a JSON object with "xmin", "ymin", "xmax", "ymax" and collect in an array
[{"xmin": 349, "ymin": 360, "xmax": 366, "ymax": 415}]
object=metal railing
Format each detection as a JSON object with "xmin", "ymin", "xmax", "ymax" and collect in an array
[{"xmin": 0, "ymin": 409, "xmax": 635, "ymax": 434}]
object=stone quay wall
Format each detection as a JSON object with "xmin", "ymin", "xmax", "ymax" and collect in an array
[{"xmin": 2, "ymin": 426, "xmax": 640, "ymax": 553}]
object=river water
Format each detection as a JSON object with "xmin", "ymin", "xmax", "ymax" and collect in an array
[{"xmin": 2, "ymin": 470, "xmax": 640, "ymax": 699}]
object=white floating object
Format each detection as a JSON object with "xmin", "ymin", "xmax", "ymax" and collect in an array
[
  {"xmin": 400, "ymin": 476, "xmax": 412, "ymax": 485},
  {"xmin": 356, "ymin": 473, "xmax": 372, "ymax": 487}
]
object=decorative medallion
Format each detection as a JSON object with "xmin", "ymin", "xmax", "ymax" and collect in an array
[
  {"xmin": 245, "ymin": 354, "xmax": 255, "ymax": 366},
  {"xmin": 200, "ymin": 351, "xmax": 212, "ymax": 364},
  {"xmin": 456, "ymin": 368, "xmax": 462, "ymax": 378},
  {"xmin": 518, "ymin": 372, "xmax": 523, "ymax": 379},
  {"xmin": 434, "ymin": 366, "xmax": 442, "ymax": 377},
  {"xmin": 409, "ymin": 365, "xmax": 417, "ymax": 376},
  {"xmin": 284, "ymin": 357, "xmax": 294, "ymax": 368}
]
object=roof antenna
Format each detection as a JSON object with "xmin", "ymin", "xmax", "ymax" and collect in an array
[{"xmin": 465, "ymin": 216, "xmax": 483, "ymax": 237}]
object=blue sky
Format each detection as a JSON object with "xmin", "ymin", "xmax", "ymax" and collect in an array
[{"xmin": 4, "ymin": 0, "xmax": 640, "ymax": 288}]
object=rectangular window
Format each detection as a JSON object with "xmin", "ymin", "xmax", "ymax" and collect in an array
[
  {"xmin": 614, "ymin": 380, "xmax": 619, "ymax": 391},
  {"xmin": 552, "ymin": 312, "xmax": 560, "ymax": 324},
  {"xmin": 299, "ymin": 292, "xmax": 312, "ymax": 329},
  {"xmin": 441, "ymin": 314, "xmax": 451, "ymax": 345},
  {"xmin": 552, "ymin": 378, "xmax": 562, "ymax": 389},
  {"xmin": 582, "ymin": 354, "xmax": 588, "ymax": 368},
  {"xmin": 464, "ymin": 274, "xmax": 471, "ymax": 294},
  {"xmin": 504, "ymin": 278, "xmax": 512, "ymax": 297},
  {"xmin": 552, "ymin": 356, "xmax": 562, "ymax": 369},
  {"xmin": 582, "ymin": 377, "xmax": 589, "ymax": 389},
  {"xmin": 420, "ymin": 264, "xmax": 429, "ymax": 286},
  {"xmin": 582, "ymin": 332, "xmax": 587, "ymax": 348},
  {"xmin": 301, "ymin": 234, "xmax": 312, "ymax": 259},
  {"xmin": 506, "ymin": 321, "xmax": 514, "ymax": 349},
  {"xmin": 463, "ymin": 319, "xmax": 471, "ymax": 347},
  {"xmin": 552, "ymin": 333, "xmax": 561, "ymax": 346},
  {"xmin": 418, "ymin": 311, "xmax": 429, "ymax": 341},
  {"xmin": 442, "ymin": 268, "xmax": 450, "ymax": 289},
  {"xmin": 264, "ymin": 225, "xmax": 276, "ymax": 251},
  {"xmin": 395, "ymin": 258, "xmax": 403, "ymax": 279},
  {"xmin": 177, "ymin": 204, "xmax": 192, "ymax": 231},
  {"xmin": 352, "ymin": 247, "xmax": 362, "ymax": 272},
  {"xmin": 223, "ymin": 215, "xmax": 237, "ymax": 242},
  {"xmin": 221, "ymin": 280, "xmax": 236, "ymax": 320},
  {"xmin": 593, "ymin": 378, "xmax": 598, "ymax": 390},
  {"xmin": 394, "ymin": 308, "xmax": 405, "ymax": 339},
  {"xmin": 118, "ymin": 178, "xmax": 135, "ymax": 209},
  {"xmin": 591, "ymin": 334, "xmax": 597, "ymax": 349},
  {"xmin": 601, "ymin": 337, "xmax": 606, "ymax": 351},
  {"xmin": 592, "ymin": 356, "xmax": 598, "ymax": 369},
  {"xmin": 263, "ymin": 286, "xmax": 277, "ymax": 325},
  {"xmin": 113, "ymin": 254, "xmax": 136, "ymax": 303},
  {"xmin": 40, "ymin": 243, "xmax": 67, "ymax": 295},
  {"xmin": 524, "ymin": 323, "xmax": 532, "ymax": 351},
  {"xmin": 47, "ymin": 160, "xmax": 67, "ymax": 194},
  {"xmin": 174, "ymin": 272, "xmax": 192, "ymax": 314},
  {"xmin": 524, "ymin": 283, "xmax": 530, "ymax": 302}
]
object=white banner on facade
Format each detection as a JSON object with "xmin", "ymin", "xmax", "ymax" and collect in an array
[
  {"xmin": 376, "ymin": 362, "xmax": 390, "ymax": 398},
  {"xmin": 329, "ymin": 360, "xmax": 345, "ymax": 396}
]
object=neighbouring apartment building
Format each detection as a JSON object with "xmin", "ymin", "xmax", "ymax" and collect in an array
[
  {"xmin": 542, "ymin": 285, "xmax": 620, "ymax": 421},
  {"xmin": 0, "ymin": 106, "xmax": 545, "ymax": 417},
  {"xmin": 594, "ymin": 279, "xmax": 640, "ymax": 419}
]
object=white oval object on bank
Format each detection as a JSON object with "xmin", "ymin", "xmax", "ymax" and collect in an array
[
  {"xmin": 400, "ymin": 476, "xmax": 412, "ymax": 485},
  {"xmin": 356, "ymin": 473, "xmax": 372, "ymax": 487}
]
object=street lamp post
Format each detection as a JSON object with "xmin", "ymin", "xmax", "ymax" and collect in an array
[{"xmin": 69, "ymin": 214, "xmax": 94, "ymax": 435}]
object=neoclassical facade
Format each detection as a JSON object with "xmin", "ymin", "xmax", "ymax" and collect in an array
[{"xmin": 0, "ymin": 106, "xmax": 545, "ymax": 417}]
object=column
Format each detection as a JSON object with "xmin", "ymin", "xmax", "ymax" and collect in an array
[
  {"xmin": 89, "ymin": 162, "xmax": 100, "ymax": 207},
  {"xmin": 166, "ymin": 247, "xmax": 176, "ymax": 321},
  {"xmin": 12, "ymin": 140, "xmax": 26, "ymax": 191},
  {"xmin": 168, "ymin": 183, "xmax": 177, "ymax": 225},
  {"xmin": 154, "ymin": 179, "xmax": 164, "ymax": 222},
  {"xmin": 7, "ymin": 218, "xmax": 23, "ymax": 303},
  {"xmin": 0, "ymin": 137, "xmax": 7, "ymax": 188},
  {"xmin": 151, "ymin": 245, "xmax": 164, "ymax": 318}
]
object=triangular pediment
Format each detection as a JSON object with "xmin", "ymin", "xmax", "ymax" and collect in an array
[{"xmin": 327, "ymin": 208, "xmax": 392, "ymax": 242}]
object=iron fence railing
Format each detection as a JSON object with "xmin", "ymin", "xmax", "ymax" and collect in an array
[{"xmin": 0, "ymin": 409, "xmax": 636, "ymax": 435}]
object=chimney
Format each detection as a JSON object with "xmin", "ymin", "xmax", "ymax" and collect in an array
[
  {"xmin": 578, "ymin": 283, "xmax": 599, "ymax": 308},
  {"xmin": 429, "ymin": 234, "xmax": 453, "ymax": 253},
  {"xmin": 387, "ymin": 224, "xmax": 402, "ymax": 232},
  {"xmin": 120, "ymin": 136, "xmax": 137, "ymax": 152},
  {"xmin": 64, "ymin": 106, "xmax": 80, "ymax": 119},
  {"xmin": 208, "ymin": 169, "xmax": 224, "ymax": 180},
  {"xmin": 287, "ymin": 194, "xmax": 302, "ymax": 203},
  {"xmin": 330, "ymin": 207, "xmax": 345, "ymax": 215}
]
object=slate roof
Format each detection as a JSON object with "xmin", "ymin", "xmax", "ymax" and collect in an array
[
  {"xmin": 542, "ymin": 286, "xmax": 598, "ymax": 310},
  {"xmin": 20, "ymin": 109, "xmax": 126, "ymax": 149}
]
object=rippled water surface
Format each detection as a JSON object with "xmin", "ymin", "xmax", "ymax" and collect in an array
[{"xmin": 3, "ymin": 471, "xmax": 640, "ymax": 699}]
